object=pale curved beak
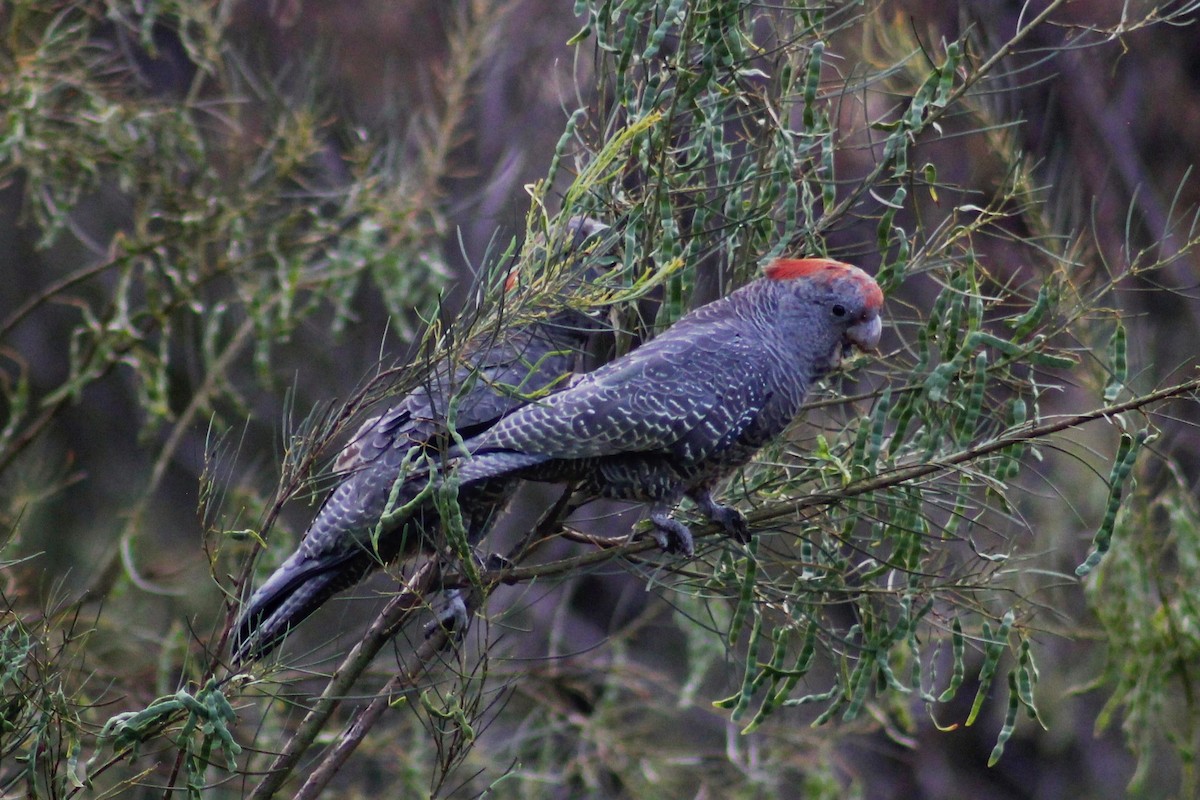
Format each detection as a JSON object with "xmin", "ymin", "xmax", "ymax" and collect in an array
[{"xmin": 847, "ymin": 313, "xmax": 882, "ymax": 354}]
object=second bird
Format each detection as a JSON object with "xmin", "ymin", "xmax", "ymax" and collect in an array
[{"xmin": 233, "ymin": 218, "xmax": 613, "ymax": 663}]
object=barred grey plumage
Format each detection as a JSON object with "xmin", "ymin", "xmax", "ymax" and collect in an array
[{"xmin": 232, "ymin": 217, "xmax": 612, "ymax": 663}]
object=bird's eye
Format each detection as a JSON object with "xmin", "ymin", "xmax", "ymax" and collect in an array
[{"xmin": 831, "ymin": 304, "xmax": 847, "ymax": 317}]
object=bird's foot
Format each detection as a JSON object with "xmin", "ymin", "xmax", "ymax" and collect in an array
[
  {"xmin": 708, "ymin": 505, "xmax": 750, "ymax": 543},
  {"xmin": 649, "ymin": 511, "xmax": 695, "ymax": 557},
  {"xmin": 691, "ymin": 491, "xmax": 751, "ymax": 543},
  {"xmin": 424, "ymin": 588, "xmax": 469, "ymax": 639}
]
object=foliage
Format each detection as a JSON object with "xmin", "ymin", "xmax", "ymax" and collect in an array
[
  {"xmin": 1088, "ymin": 467, "xmax": 1200, "ymax": 795},
  {"xmin": 2, "ymin": 0, "xmax": 1200, "ymax": 798}
]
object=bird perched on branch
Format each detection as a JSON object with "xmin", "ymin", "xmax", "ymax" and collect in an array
[
  {"xmin": 449, "ymin": 257, "xmax": 884, "ymax": 556},
  {"xmin": 232, "ymin": 217, "xmax": 613, "ymax": 663}
]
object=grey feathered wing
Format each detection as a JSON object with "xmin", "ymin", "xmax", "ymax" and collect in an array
[{"xmin": 454, "ymin": 310, "xmax": 774, "ymax": 487}]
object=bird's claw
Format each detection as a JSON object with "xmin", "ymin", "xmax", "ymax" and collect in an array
[
  {"xmin": 649, "ymin": 513, "xmax": 695, "ymax": 557},
  {"xmin": 690, "ymin": 491, "xmax": 751, "ymax": 544},
  {"xmin": 424, "ymin": 588, "xmax": 469, "ymax": 640},
  {"xmin": 710, "ymin": 505, "xmax": 751, "ymax": 543}
]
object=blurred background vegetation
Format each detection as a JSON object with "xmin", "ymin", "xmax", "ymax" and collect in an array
[{"xmin": 3, "ymin": 1, "xmax": 1200, "ymax": 798}]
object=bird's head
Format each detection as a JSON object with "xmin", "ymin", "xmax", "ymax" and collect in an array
[
  {"xmin": 498, "ymin": 216, "xmax": 617, "ymax": 337},
  {"xmin": 762, "ymin": 257, "xmax": 884, "ymax": 370},
  {"xmin": 504, "ymin": 216, "xmax": 612, "ymax": 292}
]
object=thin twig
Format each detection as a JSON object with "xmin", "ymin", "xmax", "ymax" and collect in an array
[
  {"xmin": 291, "ymin": 486, "xmax": 579, "ymax": 798},
  {"xmin": 247, "ymin": 562, "xmax": 440, "ymax": 800},
  {"xmin": 815, "ymin": 0, "xmax": 1070, "ymax": 238},
  {"xmin": 482, "ymin": 373, "xmax": 1200, "ymax": 580},
  {"xmin": 0, "ymin": 253, "xmax": 120, "ymax": 341},
  {"xmin": 290, "ymin": 603, "xmax": 466, "ymax": 800}
]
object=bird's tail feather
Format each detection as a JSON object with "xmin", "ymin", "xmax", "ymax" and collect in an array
[
  {"xmin": 232, "ymin": 450, "xmax": 545, "ymax": 663},
  {"xmin": 231, "ymin": 549, "xmax": 369, "ymax": 664}
]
